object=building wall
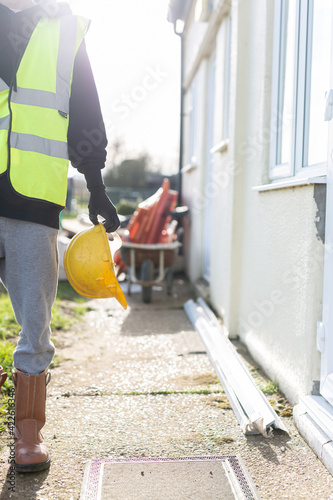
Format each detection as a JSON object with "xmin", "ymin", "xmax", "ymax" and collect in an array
[
  {"xmin": 182, "ymin": 58, "xmax": 208, "ymax": 282},
  {"xmin": 239, "ymin": 184, "xmax": 324, "ymax": 404},
  {"xmin": 181, "ymin": 0, "xmax": 325, "ymax": 405}
]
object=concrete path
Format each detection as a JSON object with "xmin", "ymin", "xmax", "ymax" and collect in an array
[{"xmin": 0, "ymin": 276, "xmax": 333, "ymax": 499}]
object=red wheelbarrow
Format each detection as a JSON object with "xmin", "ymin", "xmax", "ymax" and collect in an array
[{"xmin": 120, "ymin": 240, "xmax": 182, "ymax": 303}]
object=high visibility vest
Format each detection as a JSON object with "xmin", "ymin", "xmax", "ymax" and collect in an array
[{"xmin": 0, "ymin": 15, "xmax": 90, "ymax": 206}]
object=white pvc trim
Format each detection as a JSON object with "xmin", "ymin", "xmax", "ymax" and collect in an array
[
  {"xmin": 300, "ymin": 395, "xmax": 333, "ymax": 441},
  {"xmin": 184, "ymin": 298, "xmax": 288, "ymax": 436},
  {"xmin": 252, "ymin": 175, "xmax": 327, "ymax": 192}
]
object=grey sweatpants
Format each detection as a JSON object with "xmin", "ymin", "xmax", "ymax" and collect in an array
[{"xmin": 0, "ymin": 216, "xmax": 58, "ymax": 374}]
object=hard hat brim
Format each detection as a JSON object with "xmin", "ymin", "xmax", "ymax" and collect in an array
[{"xmin": 63, "ymin": 223, "xmax": 127, "ymax": 309}]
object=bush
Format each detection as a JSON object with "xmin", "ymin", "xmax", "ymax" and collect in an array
[{"xmin": 116, "ymin": 199, "xmax": 137, "ymax": 216}]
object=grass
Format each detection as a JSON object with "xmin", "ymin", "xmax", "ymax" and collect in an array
[
  {"xmin": 0, "ymin": 281, "xmax": 91, "ymax": 433},
  {"xmin": 0, "ymin": 293, "xmax": 21, "ymax": 340},
  {"xmin": 51, "ymin": 282, "xmax": 91, "ymax": 331},
  {"xmin": 49, "ymin": 354, "xmax": 63, "ymax": 369},
  {"xmin": 51, "ymin": 301, "xmax": 91, "ymax": 332},
  {"xmin": 55, "ymin": 282, "xmax": 87, "ymax": 303},
  {"xmin": 0, "ymin": 341, "xmax": 15, "ymax": 381},
  {"xmin": 0, "ymin": 394, "xmax": 13, "ymax": 434}
]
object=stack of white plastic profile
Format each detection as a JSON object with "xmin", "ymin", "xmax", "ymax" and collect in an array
[{"xmin": 184, "ymin": 298, "xmax": 288, "ymax": 437}]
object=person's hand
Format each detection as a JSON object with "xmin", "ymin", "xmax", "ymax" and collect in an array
[{"xmin": 88, "ymin": 187, "xmax": 120, "ymax": 233}]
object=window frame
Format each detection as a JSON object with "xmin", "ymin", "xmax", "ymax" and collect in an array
[
  {"xmin": 299, "ymin": 0, "xmax": 330, "ymax": 175},
  {"xmin": 222, "ymin": 15, "xmax": 231, "ymax": 142},
  {"xmin": 210, "ymin": 14, "xmax": 232, "ymax": 154},
  {"xmin": 270, "ymin": 0, "xmax": 329, "ymax": 181},
  {"xmin": 270, "ymin": 0, "xmax": 299, "ymax": 180},
  {"xmin": 187, "ymin": 75, "xmax": 198, "ymax": 167}
]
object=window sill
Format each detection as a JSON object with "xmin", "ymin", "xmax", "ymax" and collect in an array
[
  {"xmin": 252, "ymin": 175, "xmax": 327, "ymax": 192},
  {"xmin": 210, "ymin": 139, "xmax": 229, "ymax": 154}
]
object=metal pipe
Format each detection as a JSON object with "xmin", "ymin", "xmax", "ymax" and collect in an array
[{"xmin": 173, "ymin": 24, "xmax": 184, "ymax": 206}]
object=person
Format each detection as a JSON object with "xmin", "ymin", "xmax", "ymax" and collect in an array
[{"xmin": 0, "ymin": 0, "xmax": 120, "ymax": 472}]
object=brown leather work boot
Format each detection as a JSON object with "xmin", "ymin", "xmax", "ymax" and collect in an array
[
  {"xmin": 0, "ymin": 365, "xmax": 7, "ymax": 389},
  {"xmin": 13, "ymin": 368, "xmax": 51, "ymax": 473}
]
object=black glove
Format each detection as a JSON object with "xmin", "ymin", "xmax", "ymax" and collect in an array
[
  {"xmin": 83, "ymin": 168, "xmax": 120, "ymax": 233},
  {"xmin": 88, "ymin": 186, "xmax": 120, "ymax": 233}
]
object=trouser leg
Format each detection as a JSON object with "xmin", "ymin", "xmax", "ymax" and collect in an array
[{"xmin": 0, "ymin": 217, "xmax": 58, "ymax": 374}]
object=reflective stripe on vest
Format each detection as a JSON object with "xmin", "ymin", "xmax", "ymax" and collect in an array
[
  {"xmin": 10, "ymin": 132, "xmax": 69, "ymax": 159},
  {"xmin": 0, "ymin": 15, "xmax": 90, "ymax": 206},
  {"xmin": 0, "ymin": 79, "xmax": 9, "ymax": 92},
  {"xmin": 0, "ymin": 116, "xmax": 10, "ymax": 130},
  {"xmin": 11, "ymin": 88, "xmax": 58, "ymax": 110}
]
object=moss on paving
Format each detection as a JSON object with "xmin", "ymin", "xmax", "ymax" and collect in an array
[
  {"xmin": 115, "ymin": 389, "xmax": 223, "ymax": 396},
  {"xmin": 259, "ymin": 380, "xmax": 279, "ymax": 395}
]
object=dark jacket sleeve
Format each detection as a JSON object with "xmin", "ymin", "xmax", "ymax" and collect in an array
[{"xmin": 67, "ymin": 40, "xmax": 108, "ymax": 174}]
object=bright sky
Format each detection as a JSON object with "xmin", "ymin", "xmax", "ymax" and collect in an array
[{"xmin": 67, "ymin": 0, "xmax": 181, "ymax": 174}]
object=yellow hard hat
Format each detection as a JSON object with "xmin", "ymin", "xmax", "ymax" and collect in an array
[{"xmin": 63, "ymin": 223, "xmax": 127, "ymax": 309}]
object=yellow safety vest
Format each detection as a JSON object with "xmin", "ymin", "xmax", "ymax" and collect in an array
[{"xmin": 0, "ymin": 15, "xmax": 90, "ymax": 206}]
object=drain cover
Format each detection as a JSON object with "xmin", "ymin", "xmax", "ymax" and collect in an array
[{"xmin": 80, "ymin": 456, "xmax": 260, "ymax": 500}]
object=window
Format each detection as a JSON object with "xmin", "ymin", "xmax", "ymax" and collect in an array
[
  {"xmin": 270, "ymin": 0, "xmax": 332, "ymax": 180},
  {"xmin": 303, "ymin": 0, "xmax": 332, "ymax": 167}
]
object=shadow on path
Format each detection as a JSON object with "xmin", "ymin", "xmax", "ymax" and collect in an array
[{"xmin": 0, "ymin": 461, "xmax": 50, "ymax": 500}]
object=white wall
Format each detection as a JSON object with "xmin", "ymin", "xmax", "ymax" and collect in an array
[
  {"xmin": 184, "ymin": 5, "xmax": 210, "ymax": 78},
  {"xmin": 180, "ymin": 0, "xmax": 325, "ymax": 404},
  {"xmin": 239, "ymin": 185, "xmax": 323, "ymax": 404},
  {"xmin": 209, "ymin": 0, "xmax": 251, "ymax": 333}
]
